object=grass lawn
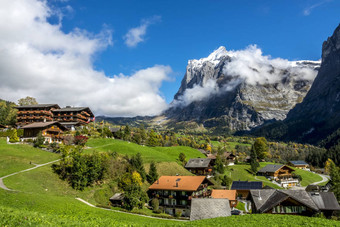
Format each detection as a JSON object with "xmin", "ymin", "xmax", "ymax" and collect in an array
[
  {"xmin": 144, "ymin": 162, "xmax": 192, "ymax": 177},
  {"xmin": 0, "ymin": 138, "xmax": 60, "ymax": 177},
  {"xmin": 226, "ymin": 162, "xmax": 282, "ymax": 189},
  {"xmin": 211, "ymin": 141, "xmax": 251, "ymax": 151},
  {"xmin": 85, "ymin": 138, "xmax": 205, "ymax": 163},
  {"xmin": 292, "ymin": 168, "xmax": 323, "ymax": 187},
  {"xmin": 0, "ymin": 142, "xmax": 338, "ymax": 226}
]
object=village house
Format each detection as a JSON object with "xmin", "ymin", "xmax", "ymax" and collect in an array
[
  {"xmin": 210, "ymin": 189, "xmax": 238, "ymax": 208},
  {"xmin": 288, "ymin": 160, "xmax": 309, "ymax": 170},
  {"xmin": 15, "ymin": 104, "xmax": 60, "ymax": 126},
  {"xmin": 230, "ymin": 181, "xmax": 263, "ymax": 199},
  {"xmin": 109, "ymin": 193, "xmax": 124, "ymax": 207},
  {"xmin": 207, "ymin": 152, "xmax": 236, "ymax": 166},
  {"xmin": 52, "ymin": 106, "xmax": 94, "ymax": 130},
  {"xmin": 148, "ymin": 176, "xmax": 213, "ymax": 217},
  {"xmin": 257, "ymin": 164, "xmax": 299, "ymax": 188},
  {"xmin": 249, "ymin": 189, "xmax": 340, "ymax": 217},
  {"xmin": 185, "ymin": 158, "xmax": 213, "ymax": 175},
  {"xmin": 21, "ymin": 121, "xmax": 67, "ymax": 143}
]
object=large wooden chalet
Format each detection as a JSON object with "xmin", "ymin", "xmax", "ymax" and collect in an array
[
  {"xmin": 52, "ymin": 107, "xmax": 94, "ymax": 130},
  {"xmin": 148, "ymin": 176, "xmax": 213, "ymax": 217},
  {"xmin": 257, "ymin": 164, "xmax": 299, "ymax": 188},
  {"xmin": 184, "ymin": 158, "xmax": 213, "ymax": 175},
  {"xmin": 15, "ymin": 104, "xmax": 60, "ymax": 126},
  {"xmin": 250, "ymin": 189, "xmax": 340, "ymax": 217},
  {"xmin": 21, "ymin": 121, "xmax": 67, "ymax": 143},
  {"xmin": 16, "ymin": 104, "xmax": 94, "ymax": 130}
]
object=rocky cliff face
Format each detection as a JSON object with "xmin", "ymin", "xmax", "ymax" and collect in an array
[
  {"xmin": 281, "ymin": 24, "xmax": 340, "ymax": 143},
  {"xmin": 166, "ymin": 46, "xmax": 320, "ymax": 131}
]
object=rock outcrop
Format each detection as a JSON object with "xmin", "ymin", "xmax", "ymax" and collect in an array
[{"xmin": 165, "ymin": 46, "xmax": 320, "ymax": 131}]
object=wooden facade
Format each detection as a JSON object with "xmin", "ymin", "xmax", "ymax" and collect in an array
[
  {"xmin": 15, "ymin": 104, "xmax": 60, "ymax": 126},
  {"xmin": 148, "ymin": 176, "xmax": 213, "ymax": 217},
  {"xmin": 22, "ymin": 122, "xmax": 67, "ymax": 143},
  {"xmin": 185, "ymin": 158, "xmax": 213, "ymax": 176},
  {"xmin": 52, "ymin": 107, "xmax": 94, "ymax": 125}
]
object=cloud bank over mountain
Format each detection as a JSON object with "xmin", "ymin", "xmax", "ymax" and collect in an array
[
  {"xmin": 0, "ymin": 0, "xmax": 170, "ymax": 117},
  {"xmin": 171, "ymin": 46, "xmax": 319, "ymax": 108}
]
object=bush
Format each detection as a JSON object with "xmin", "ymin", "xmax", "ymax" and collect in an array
[
  {"xmin": 33, "ymin": 132, "xmax": 45, "ymax": 147},
  {"xmin": 175, "ymin": 211, "xmax": 182, "ymax": 218},
  {"xmin": 74, "ymin": 135, "xmax": 88, "ymax": 146},
  {"xmin": 9, "ymin": 129, "xmax": 20, "ymax": 143},
  {"xmin": 151, "ymin": 198, "xmax": 159, "ymax": 211}
]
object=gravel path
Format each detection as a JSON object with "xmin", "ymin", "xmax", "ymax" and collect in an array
[
  {"xmin": 75, "ymin": 198, "xmax": 188, "ymax": 222},
  {"xmin": 311, "ymin": 173, "xmax": 330, "ymax": 185},
  {"xmin": 0, "ymin": 159, "xmax": 60, "ymax": 191}
]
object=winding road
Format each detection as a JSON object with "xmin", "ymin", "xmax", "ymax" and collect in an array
[{"xmin": 0, "ymin": 159, "xmax": 60, "ymax": 191}]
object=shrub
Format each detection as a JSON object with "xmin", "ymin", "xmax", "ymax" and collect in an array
[
  {"xmin": 9, "ymin": 129, "xmax": 20, "ymax": 143},
  {"xmin": 175, "ymin": 211, "xmax": 182, "ymax": 218},
  {"xmin": 151, "ymin": 198, "xmax": 159, "ymax": 211},
  {"xmin": 74, "ymin": 135, "xmax": 88, "ymax": 146},
  {"xmin": 33, "ymin": 132, "xmax": 45, "ymax": 147}
]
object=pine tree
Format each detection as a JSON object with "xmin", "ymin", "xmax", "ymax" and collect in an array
[
  {"xmin": 147, "ymin": 161, "xmax": 158, "ymax": 184},
  {"xmin": 329, "ymin": 160, "xmax": 340, "ymax": 201},
  {"xmin": 214, "ymin": 155, "xmax": 224, "ymax": 174},
  {"xmin": 250, "ymin": 145, "xmax": 259, "ymax": 174},
  {"xmin": 130, "ymin": 153, "xmax": 147, "ymax": 182}
]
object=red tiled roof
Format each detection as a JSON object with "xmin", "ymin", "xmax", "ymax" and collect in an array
[
  {"xmin": 149, "ymin": 176, "xmax": 207, "ymax": 191},
  {"xmin": 211, "ymin": 190, "xmax": 237, "ymax": 200}
]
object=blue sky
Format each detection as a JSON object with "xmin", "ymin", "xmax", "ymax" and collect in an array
[
  {"xmin": 50, "ymin": 0, "xmax": 340, "ymax": 103},
  {"xmin": 0, "ymin": 0, "xmax": 339, "ymax": 116}
]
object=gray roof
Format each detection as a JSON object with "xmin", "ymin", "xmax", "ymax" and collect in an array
[
  {"xmin": 250, "ymin": 189, "xmax": 320, "ymax": 213},
  {"xmin": 185, "ymin": 158, "xmax": 212, "ymax": 168},
  {"xmin": 60, "ymin": 122, "xmax": 82, "ymax": 126},
  {"xmin": 109, "ymin": 193, "xmax": 124, "ymax": 201},
  {"xmin": 309, "ymin": 192, "xmax": 340, "ymax": 211},
  {"xmin": 15, "ymin": 104, "xmax": 60, "ymax": 109},
  {"xmin": 231, "ymin": 181, "xmax": 263, "ymax": 190},
  {"xmin": 190, "ymin": 198, "xmax": 231, "ymax": 221},
  {"xmin": 289, "ymin": 160, "xmax": 309, "ymax": 166},
  {"xmin": 21, "ymin": 121, "xmax": 67, "ymax": 130},
  {"xmin": 258, "ymin": 164, "xmax": 285, "ymax": 173}
]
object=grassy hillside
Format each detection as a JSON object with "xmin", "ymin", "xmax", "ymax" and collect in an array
[
  {"xmin": 293, "ymin": 168, "xmax": 323, "ymax": 186},
  {"xmin": 226, "ymin": 163, "xmax": 282, "ymax": 189},
  {"xmin": 0, "ymin": 138, "xmax": 59, "ymax": 176},
  {"xmin": 86, "ymin": 138, "xmax": 205, "ymax": 163},
  {"xmin": 0, "ymin": 141, "xmax": 339, "ymax": 226}
]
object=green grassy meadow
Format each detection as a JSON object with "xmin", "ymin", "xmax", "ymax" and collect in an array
[
  {"xmin": 0, "ymin": 138, "xmax": 339, "ymax": 226},
  {"xmin": 0, "ymin": 138, "xmax": 59, "ymax": 177},
  {"xmin": 86, "ymin": 138, "xmax": 205, "ymax": 163},
  {"xmin": 293, "ymin": 168, "xmax": 323, "ymax": 186}
]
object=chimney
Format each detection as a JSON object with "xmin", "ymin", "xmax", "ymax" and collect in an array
[
  {"xmin": 176, "ymin": 182, "xmax": 178, "ymax": 187},
  {"xmin": 157, "ymin": 180, "xmax": 159, "ymax": 184}
]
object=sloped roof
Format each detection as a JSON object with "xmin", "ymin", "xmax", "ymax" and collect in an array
[
  {"xmin": 258, "ymin": 164, "xmax": 294, "ymax": 173},
  {"xmin": 109, "ymin": 193, "xmax": 124, "ymax": 201},
  {"xmin": 207, "ymin": 152, "xmax": 235, "ymax": 160},
  {"xmin": 250, "ymin": 189, "xmax": 320, "ymax": 213},
  {"xmin": 149, "ymin": 176, "xmax": 209, "ymax": 191},
  {"xmin": 289, "ymin": 161, "xmax": 309, "ymax": 166},
  {"xmin": 309, "ymin": 192, "xmax": 340, "ymax": 211},
  {"xmin": 211, "ymin": 190, "xmax": 236, "ymax": 200},
  {"xmin": 250, "ymin": 189, "xmax": 276, "ymax": 211},
  {"xmin": 21, "ymin": 121, "xmax": 67, "ymax": 130},
  {"xmin": 15, "ymin": 104, "xmax": 60, "ymax": 109},
  {"xmin": 231, "ymin": 181, "xmax": 263, "ymax": 190},
  {"xmin": 185, "ymin": 158, "xmax": 212, "ymax": 168},
  {"xmin": 190, "ymin": 198, "xmax": 231, "ymax": 221}
]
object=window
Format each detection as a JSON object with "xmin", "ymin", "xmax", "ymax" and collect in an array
[
  {"xmin": 171, "ymin": 199, "xmax": 177, "ymax": 205},
  {"xmin": 164, "ymin": 198, "xmax": 169, "ymax": 205},
  {"xmin": 164, "ymin": 191, "xmax": 169, "ymax": 196},
  {"xmin": 181, "ymin": 191, "xmax": 186, "ymax": 196},
  {"xmin": 181, "ymin": 200, "xmax": 187, "ymax": 206}
]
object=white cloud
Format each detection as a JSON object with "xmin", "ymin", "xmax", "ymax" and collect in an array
[
  {"xmin": 123, "ymin": 16, "xmax": 161, "ymax": 47},
  {"xmin": 0, "ymin": 0, "xmax": 171, "ymax": 117},
  {"xmin": 303, "ymin": 0, "xmax": 332, "ymax": 16},
  {"xmin": 172, "ymin": 45, "xmax": 318, "ymax": 107}
]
